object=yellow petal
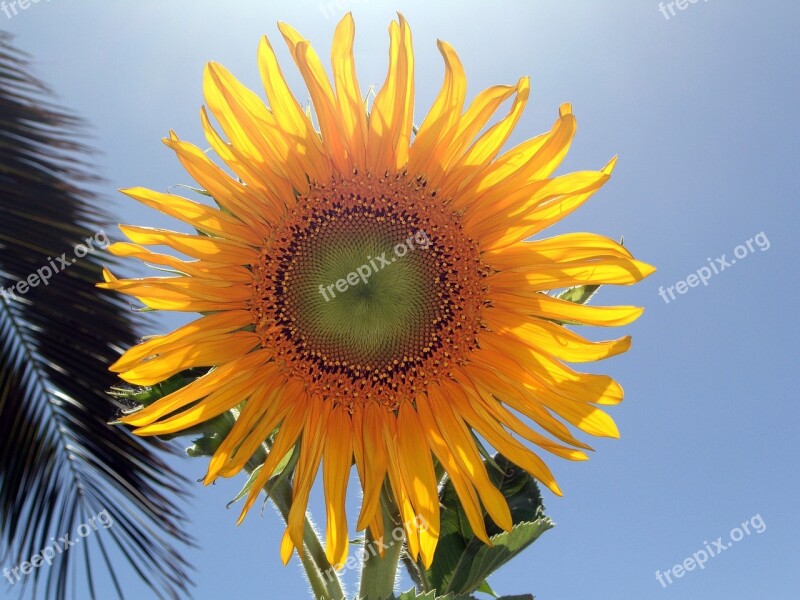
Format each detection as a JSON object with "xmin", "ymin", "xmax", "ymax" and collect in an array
[
  {"xmin": 118, "ymin": 331, "xmax": 260, "ymax": 386},
  {"xmin": 489, "ymin": 256, "xmax": 656, "ymax": 291},
  {"xmin": 396, "ymin": 403, "xmax": 440, "ymax": 565},
  {"xmin": 133, "ymin": 363, "xmax": 276, "ymax": 436},
  {"xmin": 451, "ymin": 366, "xmax": 589, "ymax": 461},
  {"xmin": 382, "ymin": 414, "xmax": 422, "ymax": 561},
  {"xmin": 110, "ymin": 309, "xmax": 253, "ymax": 373},
  {"xmin": 461, "ymin": 361, "xmax": 594, "ymax": 451},
  {"xmin": 257, "ymin": 34, "xmax": 330, "ymax": 180},
  {"xmin": 415, "ymin": 392, "xmax": 491, "ymax": 545},
  {"xmin": 203, "ymin": 62, "xmax": 305, "ymax": 194},
  {"xmin": 101, "ymin": 276, "xmax": 251, "ymax": 303},
  {"xmin": 217, "ymin": 379, "xmax": 300, "ymax": 480},
  {"xmin": 485, "ymin": 233, "xmax": 632, "ymax": 270},
  {"xmin": 120, "ymin": 186, "xmax": 262, "ymax": 246},
  {"xmin": 354, "ymin": 403, "xmax": 388, "ymax": 532},
  {"xmin": 285, "ymin": 397, "xmax": 331, "ymax": 554},
  {"xmin": 205, "ymin": 380, "xmax": 283, "ymax": 482},
  {"xmin": 367, "ymin": 15, "xmax": 414, "ymax": 171},
  {"xmin": 443, "ymin": 76, "xmax": 529, "ymax": 191},
  {"xmin": 444, "ymin": 379, "xmax": 563, "ymax": 496},
  {"xmin": 107, "ymin": 242, "xmax": 254, "ymax": 283},
  {"xmin": 163, "ymin": 132, "xmax": 281, "ymax": 229},
  {"xmin": 454, "ymin": 103, "xmax": 577, "ymax": 205},
  {"xmin": 323, "ymin": 407, "xmax": 353, "ymax": 567},
  {"xmin": 199, "ymin": 106, "xmax": 296, "ymax": 213},
  {"xmin": 483, "ymin": 157, "xmax": 618, "ymax": 249},
  {"xmin": 539, "ymin": 396, "xmax": 620, "ymax": 439},
  {"xmin": 427, "ymin": 384, "xmax": 513, "ymax": 533},
  {"xmin": 331, "ymin": 13, "xmax": 367, "ymax": 170},
  {"xmin": 441, "ymin": 82, "xmax": 518, "ymax": 176},
  {"xmin": 238, "ymin": 394, "xmax": 308, "ymax": 520},
  {"xmin": 408, "ymin": 40, "xmax": 466, "ymax": 185},
  {"xmin": 491, "ymin": 291, "xmax": 644, "ymax": 327},
  {"xmin": 278, "ymin": 23, "xmax": 349, "ymax": 174},
  {"xmin": 484, "ymin": 309, "xmax": 632, "ymax": 363},
  {"xmin": 119, "ymin": 350, "xmax": 269, "ymax": 427},
  {"xmin": 118, "ymin": 225, "xmax": 257, "ymax": 264},
  {"xmin": 478, "ymin": 335, "xmax": 624, "ymax": 406},
  {"xmin": 463, "ymin": 169, "xmax": 610, "ymax": 236}
]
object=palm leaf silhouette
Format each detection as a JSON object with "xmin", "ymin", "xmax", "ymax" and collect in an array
[{"xmin": 0, "ymin": 32, "xmax": 194, "ymax": 599}]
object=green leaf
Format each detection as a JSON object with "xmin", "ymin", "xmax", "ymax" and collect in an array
[
  {"xmin": 485, "ymin": 455, "xmax": 543, "ymax": 533},
  {"xmin": 426, "ymin": 454, "xmax": 553, "ymax": 596},
  {"xmin": 458, "ymin": 520, "xmax": 553, "ymax": 595},
  {"xmin": 426, "ymin": 472, "xmax": 475, "ymax": 593}
]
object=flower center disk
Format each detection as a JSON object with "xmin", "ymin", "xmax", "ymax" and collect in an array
[{"xmin": 252, "ymin": 171, "xmax": 487, "ymax": 411}]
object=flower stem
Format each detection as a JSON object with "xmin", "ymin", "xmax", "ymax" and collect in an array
[
  {"xmin": 179, "ymin": 403, "xmax": 346, "ymax": 598},
  {"xmin": 268, "ymin": 479, "xmax": 345, "ymax": 600},
  {"xmin": 358, "ymin": 489, "xmax": 403, "ymax": 600},
  {"xmin": 244, "ymin": 434, "xmax": 345, "ymax": 599}
]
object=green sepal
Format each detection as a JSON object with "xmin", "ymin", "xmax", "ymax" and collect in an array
[
  {"xmin": 183, "ymin": 409, "xmax": 235, "ymax": 455},
  {"xmin": 111, "ymin": 368, "xmax": 208, "ymax": 410},
  {"xmin": 395, "ymin": 590, "xmax": 533, "ymax": 600},
  {"xmin": 110, "ymin": 369, "xmax": 238, "ymax": 452},
  {"xmin": 227, "ymin": 464, "xmax": 264, "ymax": 507},
  {"xmin": 552, "ymin": 238, "xmax": 625, "ymax": 309},
  {"xmin": 475, "ymin": 579, "xmax": 498, "ymax": 597},
  {"xmin": 395, "ymin": 590, "xmax": 471, "ymax": 599},
  {"xmin": 170, "ymin": 183, "xmax": 212, "ymax": 197},
  {"xmin": 226, "ymin": 443, "xmax": 297, "ymax": 508},
  {"xmin": 557, "ymin": 284, "xmax": 600, "ymax": 305}
]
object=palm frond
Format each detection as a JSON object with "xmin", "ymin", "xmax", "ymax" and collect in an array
[{"xmin": 0, "ymin": 32, "xmax": 194, "ymax": 600}]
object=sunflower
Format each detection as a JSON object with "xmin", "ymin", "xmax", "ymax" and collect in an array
[{"xmin": 101, "ymin": 14, "xmax": 654, "ymax": 569}]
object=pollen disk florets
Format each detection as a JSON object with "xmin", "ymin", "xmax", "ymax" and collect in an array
[{"xmin": 251, "ymin": 171, "xmax": 487, "ymax": 411}]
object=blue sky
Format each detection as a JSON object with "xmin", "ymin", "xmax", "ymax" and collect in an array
[{"xmin": 3, "ymin": 1, "xmax": 799, "ymax": 598}]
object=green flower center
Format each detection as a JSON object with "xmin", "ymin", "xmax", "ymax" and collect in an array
[
  {"xmin": 252, "ymin": 171, "xmax": 484, "ymax": 408},
  {"xmin": 281, "ymin": 209, "xmax": 442, "ymax": 371}
]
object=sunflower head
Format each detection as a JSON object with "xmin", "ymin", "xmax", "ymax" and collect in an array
[{"xmin": 101, "ymin": 13, "xmax": 654, "ymax": 568}]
